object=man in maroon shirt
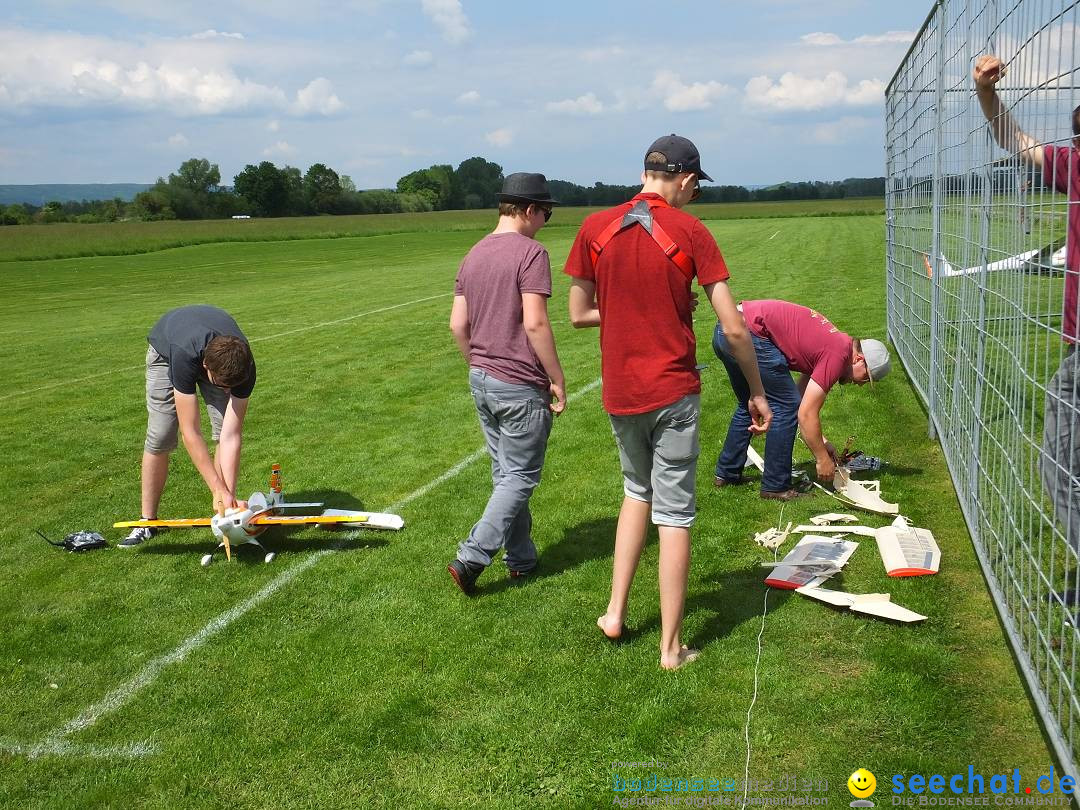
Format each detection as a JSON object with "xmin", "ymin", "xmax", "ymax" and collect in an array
[
  {"xmin": 566, "ymin": 134, "xmax": 771, "ymax": 670},
  {"xmin": 713, "ymin": 300, "xmax": 891, "ymax": 499},
  {"xmin": 975, "ymin": 55, "xmax": 1079, "ymax": 554}
]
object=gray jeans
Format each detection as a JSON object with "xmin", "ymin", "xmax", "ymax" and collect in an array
[
  {"xmin": 457, "ymin": 368, "xmax": 553, "ymax": 572},
  {"xmin": 1041, "ymin": 345, "xmax": 1080, "ymax": 552}
]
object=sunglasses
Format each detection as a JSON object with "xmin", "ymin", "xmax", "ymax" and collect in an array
[
  {"xmin": 535, "ymin": 205, "xmax": 553, "ymax": 222},
  {"xmin": 689, "ymin": 178, "xmax": 701, "ymax": 202}
]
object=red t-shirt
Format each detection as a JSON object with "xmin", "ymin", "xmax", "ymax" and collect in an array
[
  {"xmin": 1043, "ymin": 145, "xmax": 1079, "ymax": 342},
  {"xmin": 740, "ymin": 299, "xmax": 853, "ymax": 393},
  {"xmin": 454, "ymin": 232, "xmax": 553, "ymax": 388},
  {"xmin": 564, "ymin": 193, "xmax": 730, "ymax": 415}
]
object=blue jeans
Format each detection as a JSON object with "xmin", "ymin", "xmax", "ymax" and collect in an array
[
  {"xmin": 713, "ymin": 324, "xmax": 801, "ymax": 493},
  {"xmin": 1041, "ymin": 345, "xmax": 1079, "ymax": 552},
  {"xmin": 457, "ymin": 368, "xmax": 553, "ymax": 572}
]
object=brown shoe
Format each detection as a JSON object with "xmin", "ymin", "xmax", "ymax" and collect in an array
[
  {"xmin": 714, "ymin": 476, "xmax": 746, "ymax": 488},
  {"xmin": 759, "ymin": 488, "xmax": 808, "ymax": 502}
]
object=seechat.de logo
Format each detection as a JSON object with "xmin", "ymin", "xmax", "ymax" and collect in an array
[{"xmin": 850, "ymin": 769, "xmax": 878, "ymax": 807}]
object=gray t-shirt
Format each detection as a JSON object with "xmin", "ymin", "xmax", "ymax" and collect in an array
[
  {"xmin": 148, "ymin": 305, "xmax": 256, "ymax": 398},
  {"xmin": 453, "ymin": 232, "xmax": 552, "ymax": 388}
]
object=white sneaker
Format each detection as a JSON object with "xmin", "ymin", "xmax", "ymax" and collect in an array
[{"xmin": 118, "ymin": 526, "xmax": 157, "ymax": 548}]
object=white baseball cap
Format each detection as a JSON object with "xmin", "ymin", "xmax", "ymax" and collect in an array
[{"xmin": 860, "ymin": 338, "xmax": 892, "ymax": 383}]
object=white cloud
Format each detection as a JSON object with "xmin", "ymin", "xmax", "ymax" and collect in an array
[
  {"xmin": 456, "ymin": 90, "xmax": 481, "ymax": 105},
  {"xmin": 582, "ymin": 46, "xmax": 626, "ymax": 62},
  {"xmin": 411, "ymin": 108, "xmax": 433, "ymax": 119},
  {"xmin": 403, "ymin": 50, "xmax": 433, "ymax": 67},
  {"xmin": 802, "ymin": 30, "xmax": 915, "ymax": 47},
  {"xmin": 485, "ymin": 128, "xmax": 513, "ymax": 148},
  {"xmin": 190, "ymin": 29, "xmax": 244, "ymax": 40},
  {"xmin": 745, "ymin": 71, "xmax": 885, "ymax": 111},
  {"xmin": 293, "ymin": 77, "xmax": 344, "ymax": 115},
  {"xmin": 546, "ymin": 92, "xmax": 605, "ymax": 116},
  {"xmin": 808, "ymin": 116, "xmax": 875, "ymax": 145},
  {"xmin": 0, "ymin": 27, "xmax": 347, "ymax": 117},
  {"xmin": 267, "ymin": 119, "xmax": 280, "ymax": 131},
  {"xmin": 262, "ymin": 140, "xmax": 295, "ymax": 157},
  {"xmin": 421, "ymin": 0, "xmax": 471, "ymax": 45},
  {"xmin": 652, "ymin": 71, "xmax": 731, "ymax": 112},
  {"xmin": 167, "ymin": 132, "xmax": 188, "ymax": 147}
]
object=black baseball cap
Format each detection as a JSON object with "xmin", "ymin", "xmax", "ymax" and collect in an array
[{"xmin": 644, "ymin": 134, "xmax": 712, "ymax": 181}]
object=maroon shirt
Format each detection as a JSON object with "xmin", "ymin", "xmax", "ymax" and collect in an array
[
  {"xmin": 1043, "ymin": 145, "xmax": 1079, "ymax": 343},
  {"xmin": 741, "ymin": 299, "xmax": 853, "ymax": 392},
  {"xmin": 454, "ymin": 232, "xmax": 552, "ymax": 388},
  {"xmin": 564, "ymin": 193, "xmax": 730, "ymax": 415}
]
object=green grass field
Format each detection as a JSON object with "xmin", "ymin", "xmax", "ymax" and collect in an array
[{"xmin": 0, "ymin": 206, "xmax": 1060, "ymax": 808}]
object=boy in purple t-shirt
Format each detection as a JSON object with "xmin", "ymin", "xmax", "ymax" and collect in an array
[
  {"xmin": 713, "ymin": 299, "xmax": 891, "ymax": 499},
  {"xmin": 446, "ymin": 173, "xmax": 567, "ymax": 595}
]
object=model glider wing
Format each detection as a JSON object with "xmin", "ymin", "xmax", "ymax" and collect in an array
[{"xmin": 113, "ymin": 518, "xmax": 214, "ymax": 528}]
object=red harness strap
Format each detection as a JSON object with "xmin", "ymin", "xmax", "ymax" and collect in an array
[{"xmin": 588, "ymin": 198, "xmax": 695, "ymax": 280}]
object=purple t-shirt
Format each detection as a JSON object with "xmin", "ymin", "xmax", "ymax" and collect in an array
[
  {"xmin": 741, "ymin": 299, "xmax": 853, "ymax": 392},
  {"xmin": 454, "ymin": 232, "xmax": 553, "ymax": 388},
  {"xmin": 1043, "ymin": 145, "xmax": 1079, "ymax": 343}
]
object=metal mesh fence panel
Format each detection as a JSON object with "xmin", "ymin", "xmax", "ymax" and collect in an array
[{"xmin": 886, "ymin": 0, "xmax": 1079, "ymax": 775}]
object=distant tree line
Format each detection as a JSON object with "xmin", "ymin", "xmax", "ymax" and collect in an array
[{"xmin": 1, "ymin": 155, "xmax": 886, "ymax": 225}]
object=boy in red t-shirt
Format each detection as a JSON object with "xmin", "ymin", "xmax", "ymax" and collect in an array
[
  {"xmin": 975, "ymin": 55, "xmax": 1080, "ymax": 556},
  {"xmin": 565, "ymin": 135, "xmax": 771, "ymax": 670}
]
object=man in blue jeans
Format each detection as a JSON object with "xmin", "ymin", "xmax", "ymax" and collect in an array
[
  {"xmin": 447, "ymin": 173, "xmax": 566, "ymax": 594},
  {"xmin": 713, "ymin": 299, "xmax": 891, "ymax": 500}
]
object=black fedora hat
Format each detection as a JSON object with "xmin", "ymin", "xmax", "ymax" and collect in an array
[{"xmin": 497, "ymin": 172, "xmax": 561, "ymax": 205}]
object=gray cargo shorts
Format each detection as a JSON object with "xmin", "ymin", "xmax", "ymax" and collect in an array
[
  {"xmin": 144, "ymin": 346, "xmax": 228, "ymax": 453},
  {"xmin": 609, "ymin": 394, "xmax": 700, "ymax": 527}
]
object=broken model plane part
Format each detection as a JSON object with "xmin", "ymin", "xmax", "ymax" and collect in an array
[
  {"xmin": 764, "ymin": 535, "xmax": 859, "ymax": 590},
  {"xmin": 796, "ymin": 585, "xmax": 927, "ymax": 623},
  {"xmin": 874, "ymin": 515, "xmax": 940, "ymax": 577},
  {"xmin": 753, "ymin": 521, "xmax": 792, "ymax": 551},
  {"xmin": 828, "ymin": 469, "xmax": 899, "ymax": 515},
  {"xmin": 810, "ymin": 513, "xmax": 859, "ymax": 525}
]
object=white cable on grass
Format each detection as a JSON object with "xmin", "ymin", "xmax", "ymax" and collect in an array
[{"xmin": 741, "ymin": 500, "xmax": 784, "ymax": 808}]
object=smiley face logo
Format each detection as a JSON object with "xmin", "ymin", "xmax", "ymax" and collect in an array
[{"xmin": 848, "ymin": 769, "xmax": 877, "ymax": 799}]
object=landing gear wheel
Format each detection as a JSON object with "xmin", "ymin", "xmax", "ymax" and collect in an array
[{"xmin": 200, "ymin": 554, "xmax": 213, "ymax": 568}]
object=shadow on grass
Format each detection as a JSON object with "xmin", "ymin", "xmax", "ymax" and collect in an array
[
  {"xmin": 136, "ymin": 489, "xmax": 393, "ymax": 561},
  {"xmin": 626, "ymin": 564, "xmax": 795, "ymax": 649},
  {"xmin": 477, "ymin": 517, "xmax": 617, "ymax": 596}
]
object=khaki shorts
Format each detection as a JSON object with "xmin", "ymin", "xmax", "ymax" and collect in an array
[
  {"xmin": 609, "ymin": 394, "xmax": 700, "ymax": 527},
  {"xmin": 144, "ymin": 346, "xmax": 228, "ymax": 453}
]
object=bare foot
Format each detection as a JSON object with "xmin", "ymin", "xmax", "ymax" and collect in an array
[
  {"xmin": 660, "ymin": 645, "xmax": 701, "ymax": 670},
  {"xmin": 597, "ymin": 613, "xmax": 624, "ymax": 640}
]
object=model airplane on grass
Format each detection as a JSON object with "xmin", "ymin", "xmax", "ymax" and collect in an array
[{"xmin": 114, "ymin": 464, "xmax": 403, "ymax": 567}]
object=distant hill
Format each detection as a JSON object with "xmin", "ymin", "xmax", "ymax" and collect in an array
[{"xmin": 0, "ymin": 184, "xmax": 152, "ymax": 206}]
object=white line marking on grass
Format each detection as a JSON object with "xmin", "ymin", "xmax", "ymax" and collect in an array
[
  {"xmin": 26, "ymin": 375, "xmax": 603, "ymax": 758},
  {"xmin": 0, "ymin": 738, "xmax": 155, "ymax": 758},
  {"xmin": 0, "ymin": 293, "xmax": 452, "ymax": 403},
  {"xmin": 768, "ymin": 230, "xmax": 780, "ymax": 241},
  {"xmin": 251, "ymin": 293, "xmax": 451, "ymax": 342},
  {"xmin": 29, "ymin": 550, "xmax": 330, "ymax": 759}
]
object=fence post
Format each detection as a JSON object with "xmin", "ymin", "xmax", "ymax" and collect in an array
[{"xmin": 926, "ymin": 0, "xmax": 948, "ymax": 439}]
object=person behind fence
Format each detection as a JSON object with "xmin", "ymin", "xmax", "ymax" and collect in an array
[
  {"xmin": 121, "ymin": 305, "xmax": 256, "ymax": 548},
  {"xmin": 446, "ymin": 172, "xmax": 567, "ymax": 595},
  {"xmin": 712, "ymin": 299, "xmax": 891, "ymax": 499},
  {"xmin": 565, "ymin": 134, "xmax": 771, "ymax": 670},
  {"xmin": 974, "ymin": 54, "xmax": 1079, "ymax": 555}
]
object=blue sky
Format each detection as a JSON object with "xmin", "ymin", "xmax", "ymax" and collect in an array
[{"xmin": 0, "ymin": 1, "xmax": 929, "ymax": 188}]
